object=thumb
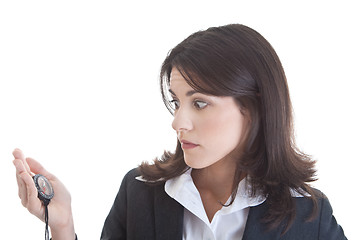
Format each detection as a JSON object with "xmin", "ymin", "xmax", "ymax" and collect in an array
[{"xmin": 26, "ymin": 157, "xmax": 54, "ymax": 180}]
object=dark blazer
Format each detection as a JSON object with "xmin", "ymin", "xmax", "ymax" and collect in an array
[{"xmin": 100, "ymin": 169, "xmax": 347, "ymax": 240}]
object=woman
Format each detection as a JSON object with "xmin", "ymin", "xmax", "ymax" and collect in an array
[{"xmin": 13, "ymin": 24, "xmax": 347, "ymax": 239}]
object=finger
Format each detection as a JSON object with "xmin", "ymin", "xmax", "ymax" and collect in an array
[
  {"xmin": 20, "ymin": 171, "xmax": 43, "ymax": 217},
  {"xmin": 19, "ymin": 174, "xmax": 30, "ymax": 207},
  {"xmin": 26, "ymin": 157, "xmax": 53, "ymax": 179},
  {"xmin": 17, "ymin": 175, "xmax": 28, "ymax": 206},
  {"xmin": 13, "ymin": 159, "xmax": 30, "ymax": 205},
  {"xmin": 13, "ymin": 158, "xmax": 28, "ymax": 175},
  {"xmin": 12, "ymin": 148, "xmax": 25, "ymax": 160},
  {"xmin": 13, "ymin": 148, "xmax": 31, "ymax": 174}
]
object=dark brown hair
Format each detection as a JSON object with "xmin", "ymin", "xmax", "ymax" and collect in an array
[{"xmin": 139, "ymin": 24, "xmax": 318, "ymax": 233}]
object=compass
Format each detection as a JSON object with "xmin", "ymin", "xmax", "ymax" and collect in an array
[
  {"xmin": 33, "ymin": 174, "xmax": 54, "ymax": 240},
  {"xmin": 33, "ymin": 174, "xmax": 54, "ymax": 204}
]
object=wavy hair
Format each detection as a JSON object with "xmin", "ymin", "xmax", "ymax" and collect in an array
[{"xmin": 139, "ymin": 24, "xmax": 318, "ymax": 233}]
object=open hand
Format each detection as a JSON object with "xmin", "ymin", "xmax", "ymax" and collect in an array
[{"xmin": 13, "ymin": 148, "xmax": 75, "ymax": 239}]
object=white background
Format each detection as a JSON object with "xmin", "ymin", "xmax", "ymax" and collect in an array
[{"xmin": 0, "ymin": 0, "xmax": 359, "ymax": 239}]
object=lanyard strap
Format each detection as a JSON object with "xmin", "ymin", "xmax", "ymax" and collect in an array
[{"xmin": 44, "ymin": 202, "xmax": 50, "ymax": 240}]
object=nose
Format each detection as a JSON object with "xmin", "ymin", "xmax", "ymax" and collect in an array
[{"xmin": 171, "ymin": 107, "xmax": 193, "ymax": 133}]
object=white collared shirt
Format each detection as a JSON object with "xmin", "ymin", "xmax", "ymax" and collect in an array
[{"xmin": 164, "ymin": 169, "xmax": 266, "ymax": 240}]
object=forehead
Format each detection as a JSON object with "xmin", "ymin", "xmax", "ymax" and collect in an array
[
  {"xmin": 170, "ymin": 68, "xmax": 183, "ymax": 81},
  {"xmin": 168, "ymin": 67, "xmax": 215, "ymax": 96},
  {"xmin": 169, "ymin": 68, "xmax": 190, "ymax": 88}
]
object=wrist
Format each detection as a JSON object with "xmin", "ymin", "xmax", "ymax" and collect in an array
[{"xmin": 50, "ymin": 215, "xmax": 75, "ymax": 240}]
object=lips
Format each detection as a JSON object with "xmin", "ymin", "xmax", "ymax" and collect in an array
[{"xmin": 180, "ymin": 140, "xmax": 199, "ymax": 149}]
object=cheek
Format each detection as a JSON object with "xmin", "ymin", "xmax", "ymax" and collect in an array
[
  {"xmin": 182, "ymin": 111, "xmax": 245, "ymax": 169},
  {"xmin": 207, "ymin": 111, "xmax": 242, "ymax": 138},
  {"xmin": 198, "ymin": 110, "xmax": 244, "ymax": 154}
]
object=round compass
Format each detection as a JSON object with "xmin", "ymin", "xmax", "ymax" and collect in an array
[{"xmin": 33, "ymin": 174, "xmax": 54, "ymax": 204}]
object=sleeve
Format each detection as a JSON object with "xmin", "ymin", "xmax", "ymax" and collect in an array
[
  {"xmin": 318, "ymin": 195, "xmax": 347, "ymax": 240},
  {"xmin": 100, "ymin": 171, "xmax": 130, "ymax": 240}
]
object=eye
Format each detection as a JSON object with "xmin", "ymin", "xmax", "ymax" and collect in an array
[
  {"xmin": 193, "ymin": 100, "xmax": 208, "ymax": 109},
  {"xmin": 170, "ymin": 99, "xmax": 180, "ymax": 110}
]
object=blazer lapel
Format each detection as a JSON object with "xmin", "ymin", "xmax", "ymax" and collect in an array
[
  {"xmin": 242, "ymin": 201, "xmax": 281, "ymax": 240},
  {"xmin": 153, "ymin": 184, "xmax": 184, "ymax": 240}
]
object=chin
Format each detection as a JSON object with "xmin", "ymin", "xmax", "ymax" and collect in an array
[{"xmin": 184, "ymin": 158, "xmax": 210, "ymax": 169}]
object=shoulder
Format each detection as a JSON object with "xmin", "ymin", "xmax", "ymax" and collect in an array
[
  {"xmin": 289, "ymin": 188, "xmax": 346, "ymax": 239},
  {"xmin": 245, "ymin": 188, "xmax": 347, "ymax": 239},
  {"xmin": 119, "ymin": 168, "xmax": 183, "ymax": 225},
  {"xmin": 102, "ymin": 169, "xmax": 181, "ymax": 239},
  {"xmin": 293, "ymin": 188, "xmax": 323, "ymax": 215},
  {"xmin": 312, "ymin": 189, "xmax": 347, "ymax": 239},
  {"xmin": 292, "ymin": 188, "xmax": 336, "ymax": 222},
  {"xmin": 118, "ymin": 168, "xmax": 180, "ymax": 205},
  {"xmin": 119, "ymin": 168, "xmax": 164, "ymax": 196},
  {"xmin": 122, "ymin": 168, "xmax": 141, "ymax": 181},
  {"xmin": 108, "ymin": 168, "xmax": 170, "ymax": 224}
]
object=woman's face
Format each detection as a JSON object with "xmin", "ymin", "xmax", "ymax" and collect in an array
[{"xmin": 170, "ymin": 68, "xmax": 246, "ymax": 169}]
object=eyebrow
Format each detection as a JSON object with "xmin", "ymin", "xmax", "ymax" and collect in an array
[{"xmin": 169, "ymin": 89, "xmax": 198, "ymax": 97}]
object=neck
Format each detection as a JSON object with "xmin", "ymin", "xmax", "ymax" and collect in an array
[
  {"xmin": 191, "ymin": 160, "xmax": 237, "ymax": 201},
  {"xmin": 191, "ymin": 159, "xmax": 243, "ymax": 222}
]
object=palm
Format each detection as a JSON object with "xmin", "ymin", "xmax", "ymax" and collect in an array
[{"xmin": 13, "ymin": 149, "xmax": 73, "ymax": 230}]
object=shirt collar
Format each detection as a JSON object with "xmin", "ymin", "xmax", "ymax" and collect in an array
[{"xmin": 164, "ymin": 168, "xmax": 266, "ymax": 220}]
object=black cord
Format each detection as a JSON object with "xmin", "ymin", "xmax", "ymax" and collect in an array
[{"xmin": 44, "ymin": 203, "xmax": 50, "ymax": 240}]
